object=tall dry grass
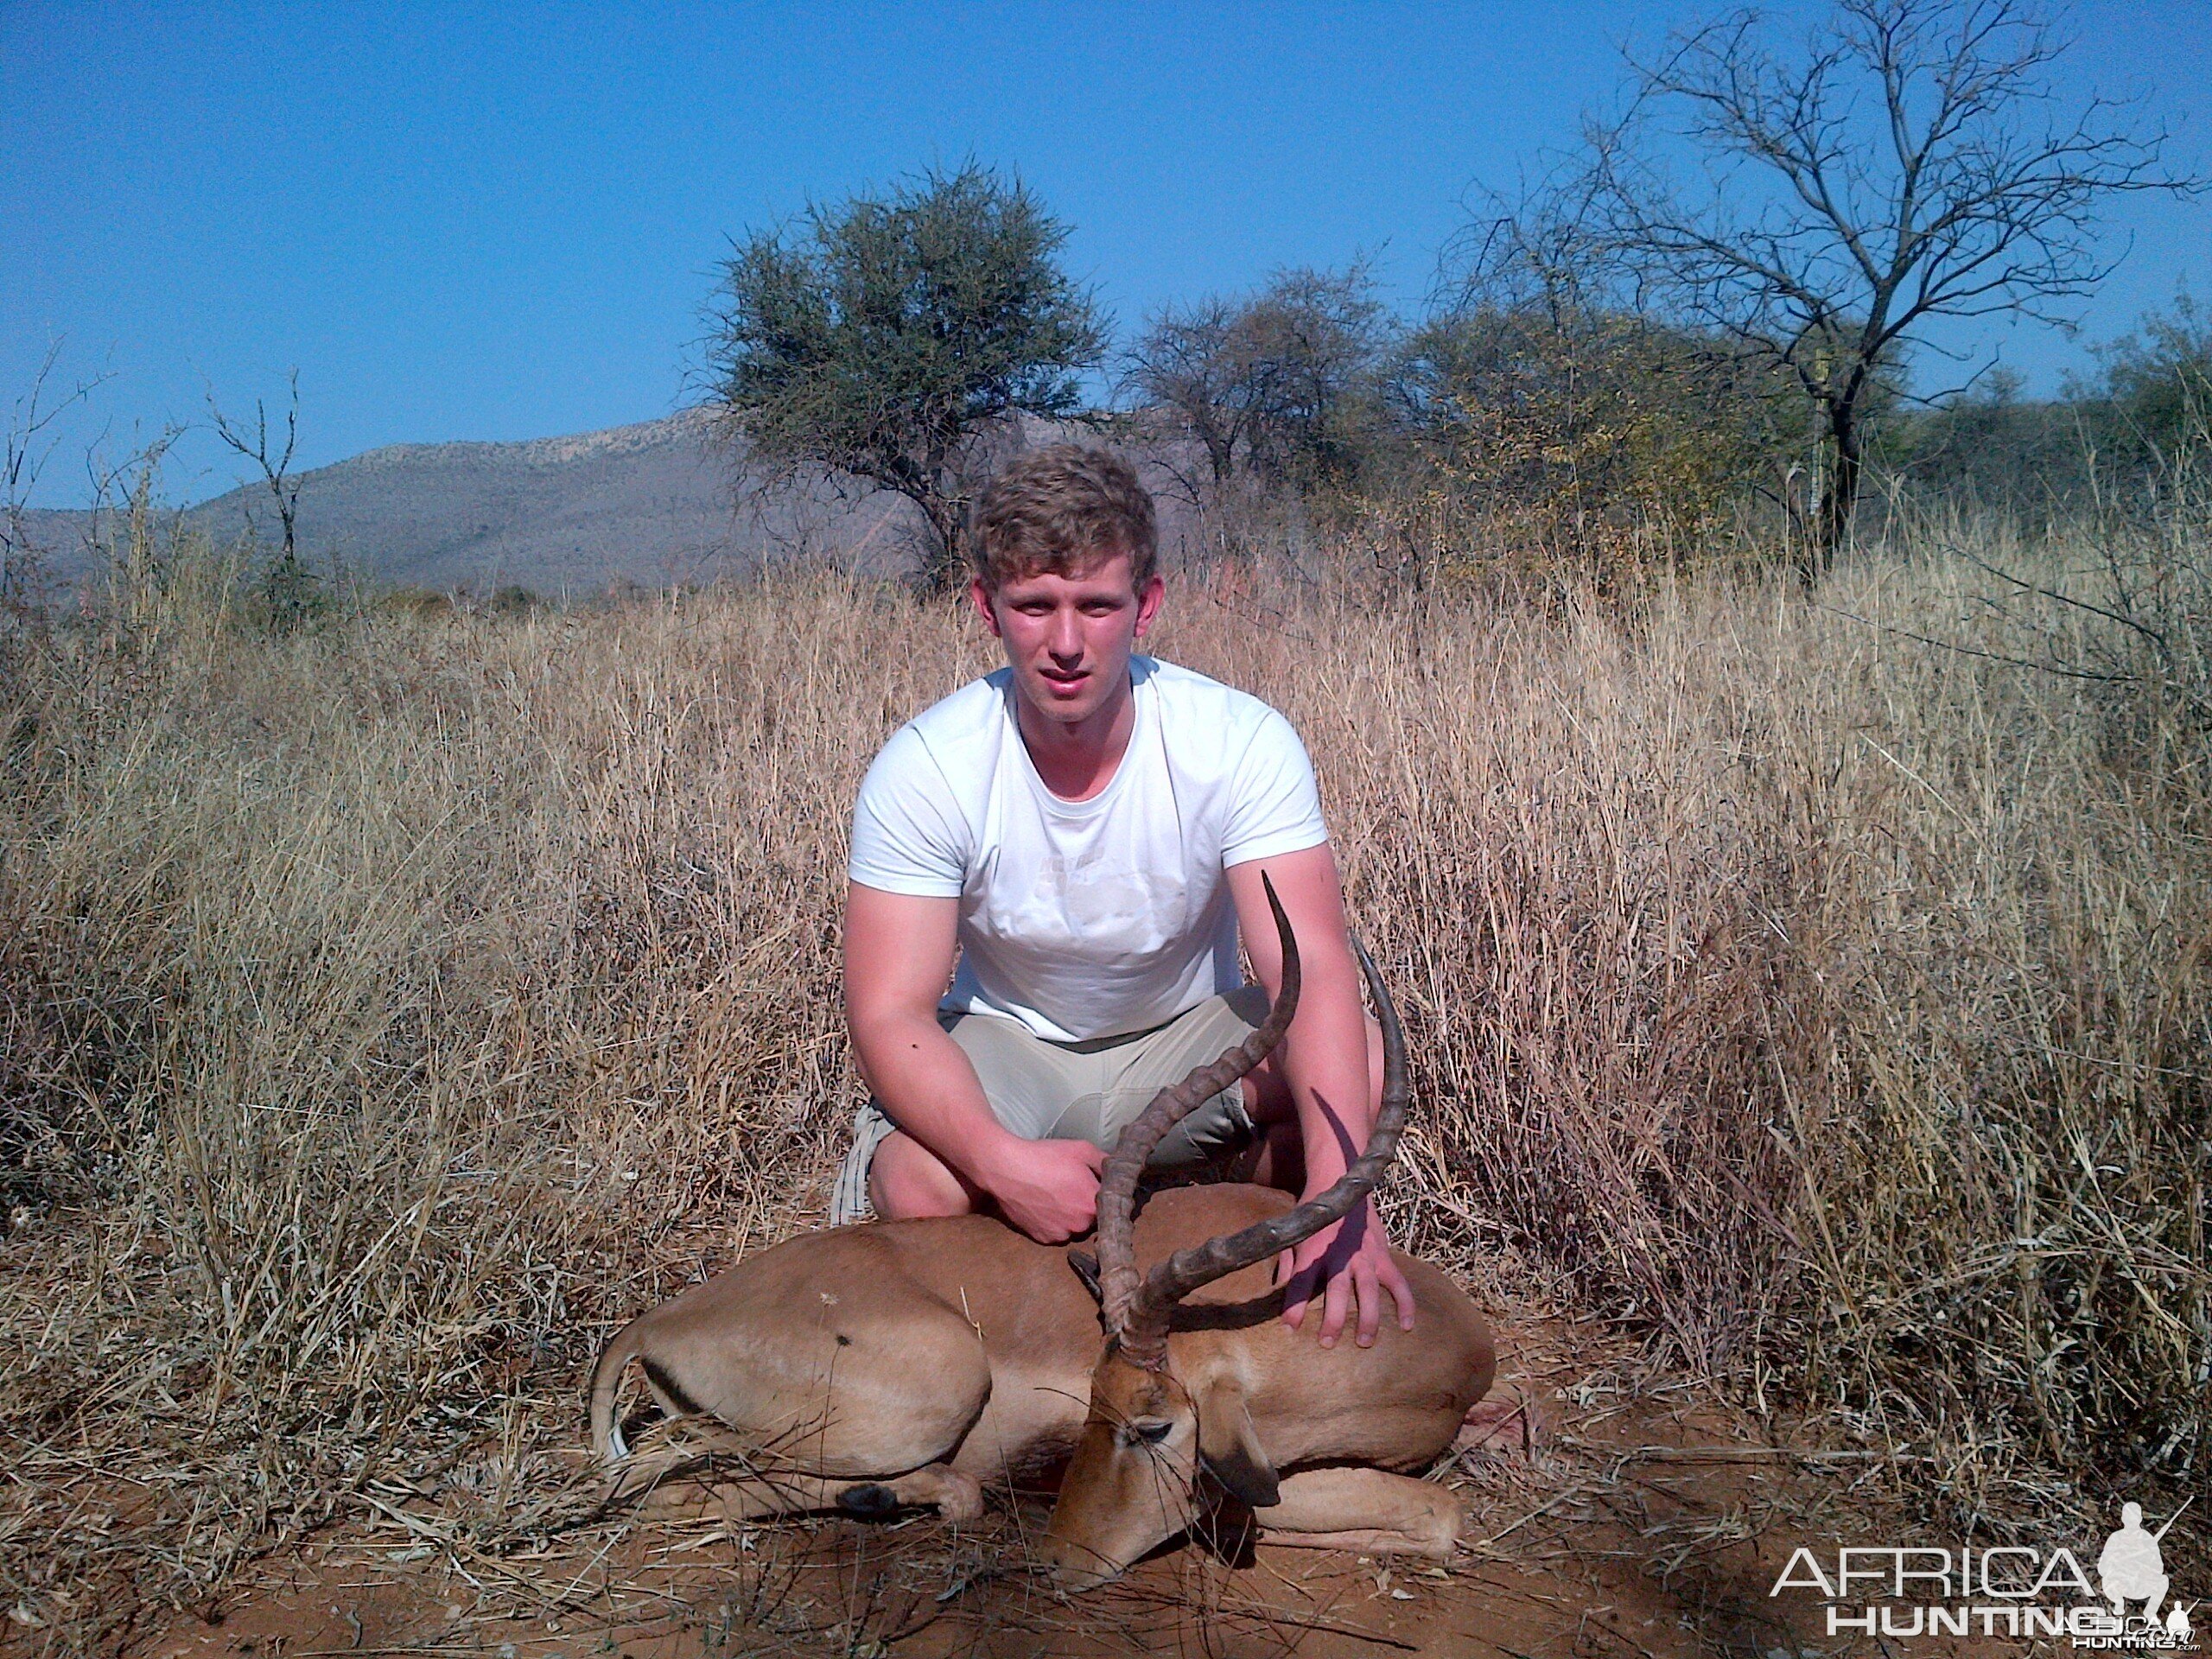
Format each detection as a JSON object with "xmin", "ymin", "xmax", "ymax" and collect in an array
[{"xmin": 0, "ymin": 518, "xmax": 2203, "ymax": 1651}]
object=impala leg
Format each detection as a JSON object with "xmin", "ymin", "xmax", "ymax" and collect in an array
[
  {"xmin": 1251, "ymin": 1468, "xmax": 1461, "ymax": 1559},
  {"xmin": 607, "ymin": 1301, "xmax": 995, "ymax": 1522}
]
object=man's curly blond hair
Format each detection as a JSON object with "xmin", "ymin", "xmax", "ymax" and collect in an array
[{"xmin": 970, "ymin": 445, "xmax": 1158, "ymax": 593}]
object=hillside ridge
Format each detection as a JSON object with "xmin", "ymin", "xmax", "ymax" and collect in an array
[
  {"xmin": 337, "ymin": 410, "xmax": 715, "ymax": 475},
  {"xmin": 12, "ymin": 411, "xmax": 1189, "ymax": 596}
]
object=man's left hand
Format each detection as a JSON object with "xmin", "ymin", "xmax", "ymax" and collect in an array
[{"xmin": 1277, "ymin": 1198, "xmax": 1417, "ymax": 1348}]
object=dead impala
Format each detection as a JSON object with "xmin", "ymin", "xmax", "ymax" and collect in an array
[{"xmin": 588, "ymin": 886, "xmax": 1496, "ymax": 1586}]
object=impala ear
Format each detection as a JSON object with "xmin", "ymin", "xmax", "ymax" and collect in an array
[
  {"xmin": 1066, "ymin": 1250, "xmax": 1103, "ymax": 1306},
  {"xmin": 1196, "ymin": 1379, "xmax": 1279, "ymax": 1510}
]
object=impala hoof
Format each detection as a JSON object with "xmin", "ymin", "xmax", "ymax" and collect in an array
[{"xmin": 836, "ymin": 1483, "xmax": 902, "ymax": 1518}]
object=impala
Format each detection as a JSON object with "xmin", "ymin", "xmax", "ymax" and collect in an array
[{"xmin": 588, "ymin": 885, "xmax": 1495, "ymax": 1586}]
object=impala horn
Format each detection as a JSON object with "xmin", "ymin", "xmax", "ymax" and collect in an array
[
  {"xmin": 1092, "ymin": 874, "xmax": 1300, "ymax": 1352},
  {"xmin": 1093, "ymin": 876, "xmax": 1412, "ymax": 1370}
]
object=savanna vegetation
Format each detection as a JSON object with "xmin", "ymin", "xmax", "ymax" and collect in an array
[
  {"xmin": 2, "ymin": 485, "xmax": 2206, "ymax": 1650},
  {"xmin": 3, "ymin": 0, "xmax": 2207, "ymax": 1653}
]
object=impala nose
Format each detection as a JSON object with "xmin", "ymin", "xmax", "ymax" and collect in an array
[{"xmin": 1038, "ymin": 1530, "xmax": 1120, "ymax": 1592}]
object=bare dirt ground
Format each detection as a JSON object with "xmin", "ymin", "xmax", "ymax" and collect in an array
[{"xmin": 110, "ymin": 1317, "xmax": 1975, "ymax": 1659}]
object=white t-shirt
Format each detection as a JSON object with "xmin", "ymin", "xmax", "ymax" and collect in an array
[{"xmin": 849, "ymin": 656, "xmax": 1329, "ymax": 1042}]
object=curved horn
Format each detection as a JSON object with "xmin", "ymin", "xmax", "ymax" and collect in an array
[
  {"xmin": 1095, "ymin": 874, "xmax": 1301, "ymax": 1342},
  {"xmin": 1116, "ymin": 929, "xmax": 1407, "ymax": 1370}
]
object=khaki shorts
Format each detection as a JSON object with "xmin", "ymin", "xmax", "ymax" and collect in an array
[{"xmin": 830, "ymin": 984, "xmax": 1271, "ymax": 1224}]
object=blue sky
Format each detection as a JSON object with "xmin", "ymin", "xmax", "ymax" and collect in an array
[{"xmin": 4, "ymin": 1, "xmax": 2208, "ymax": 505}]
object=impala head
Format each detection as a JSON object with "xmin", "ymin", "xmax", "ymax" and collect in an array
[
  {"xmin": 1040, "ymin": 1362, "xmax": 1205, "ymax": 1588},
  {"xmin": 1039, "ymin": 875, "xmax": 1412, "ymax": 1589}
]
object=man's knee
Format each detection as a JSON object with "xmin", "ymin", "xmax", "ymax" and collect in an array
[{"xmin": 868, "ymin": 1132, "xmax": 975, "ymax": 1221}]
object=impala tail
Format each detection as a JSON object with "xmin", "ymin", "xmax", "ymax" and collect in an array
[{"xmin": 588, "ymin": 1318, "xmax": 648, "ymax": 1462}]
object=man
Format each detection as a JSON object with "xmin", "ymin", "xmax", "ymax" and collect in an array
[{"xmin": 830, "ymin": 444, "xmax": 1413, "ymax": 1348}]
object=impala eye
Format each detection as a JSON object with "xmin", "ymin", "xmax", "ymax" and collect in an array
[{"xmin": 1121, "ymin": 1420, "xmax": 1173, "ymax": 1448}]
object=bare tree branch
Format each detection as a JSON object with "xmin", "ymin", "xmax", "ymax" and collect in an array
[{"xmin": 4, "ymin": 342, "xmax": 111, "ymax": 607}]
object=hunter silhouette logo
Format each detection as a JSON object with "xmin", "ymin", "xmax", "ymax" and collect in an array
[
  {"xmin": 1768, "ymin": 1497, "xmax": 2196, "ymax": 1647},
  {"xmin": 2099, "ymin": 1503, "xmax": 2192, "ymax": 1641}
]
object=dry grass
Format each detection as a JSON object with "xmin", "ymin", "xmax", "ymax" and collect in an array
[{"xmin": 0, "ymin": 517, "xmax": 2204, "ymax": 1653}]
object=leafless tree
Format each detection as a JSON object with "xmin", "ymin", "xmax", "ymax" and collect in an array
[
  {"xmin": 207, "ymin": 370, "xmax": 303, "ymax": 566},
  {"xmin": 3, "ymin": 343, "xmax": 108, "ymax": 609},
  {"xmin": 1581, "ymin": 0, "xmax": 2193, "ymax": 583},
  {"xmin": 1119, "ymin": 296, "xmax": 1245, "ymax": 486},
  {"xmin": 1121, "ymin": 264, "xmax": 1392, "ymax": 492}
]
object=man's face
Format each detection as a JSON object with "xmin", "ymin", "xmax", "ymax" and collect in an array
[{"xmin": 971, "ymin": 551, "xmax": 1165, "ymax": 734}]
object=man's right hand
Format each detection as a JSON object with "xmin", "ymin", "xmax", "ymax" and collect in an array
[
  {"xmin": 976, "ymin": 1136, "xmax": 1106, "ymax": 1243},
  {"xmin": 847, "ymin": 886, "xmax": 1105, "ymax": 1243}
]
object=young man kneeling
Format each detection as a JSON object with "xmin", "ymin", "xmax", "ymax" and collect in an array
[{"xmin": 833, "ymin": 446, "xmax": 1412, "ymax": 1347}]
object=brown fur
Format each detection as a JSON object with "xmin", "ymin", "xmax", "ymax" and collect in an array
[{"xmin": 588, "ymin": 1185, "xmax": 1494, "ymax": 1583}]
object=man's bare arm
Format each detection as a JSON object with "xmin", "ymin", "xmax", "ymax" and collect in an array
[
  {"xmin": 1224, "ymin": 848, "xmax": 1417, "ymax": 1346},
  {"xmin": 843, "ymin": 882, "xmax": 1102, "ymax": 1240}
]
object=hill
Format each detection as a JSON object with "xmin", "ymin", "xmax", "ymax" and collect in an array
[
  {"xmin": 13, "ymin": 412, "xmax": 955, "ymax": 598},
  {"xmin": 195, "ymin": 411, "xmax": 752, "ymax": 594}
]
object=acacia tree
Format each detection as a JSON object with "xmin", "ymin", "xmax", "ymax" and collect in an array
[
  {"xmin": 1580, "ymin": 0, "xmax": 2188, "ymax": 583},
  {"xmin": 1118, "ymin": 296, "xmax": 1244, "ymax": 485},
  {"xmin": 207, "ymin": 372, "xmax": 327, "ymax": 628},
  {"xmin": 706, "ymin": 164, "xmax": 1106, "ymax": 592}
]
